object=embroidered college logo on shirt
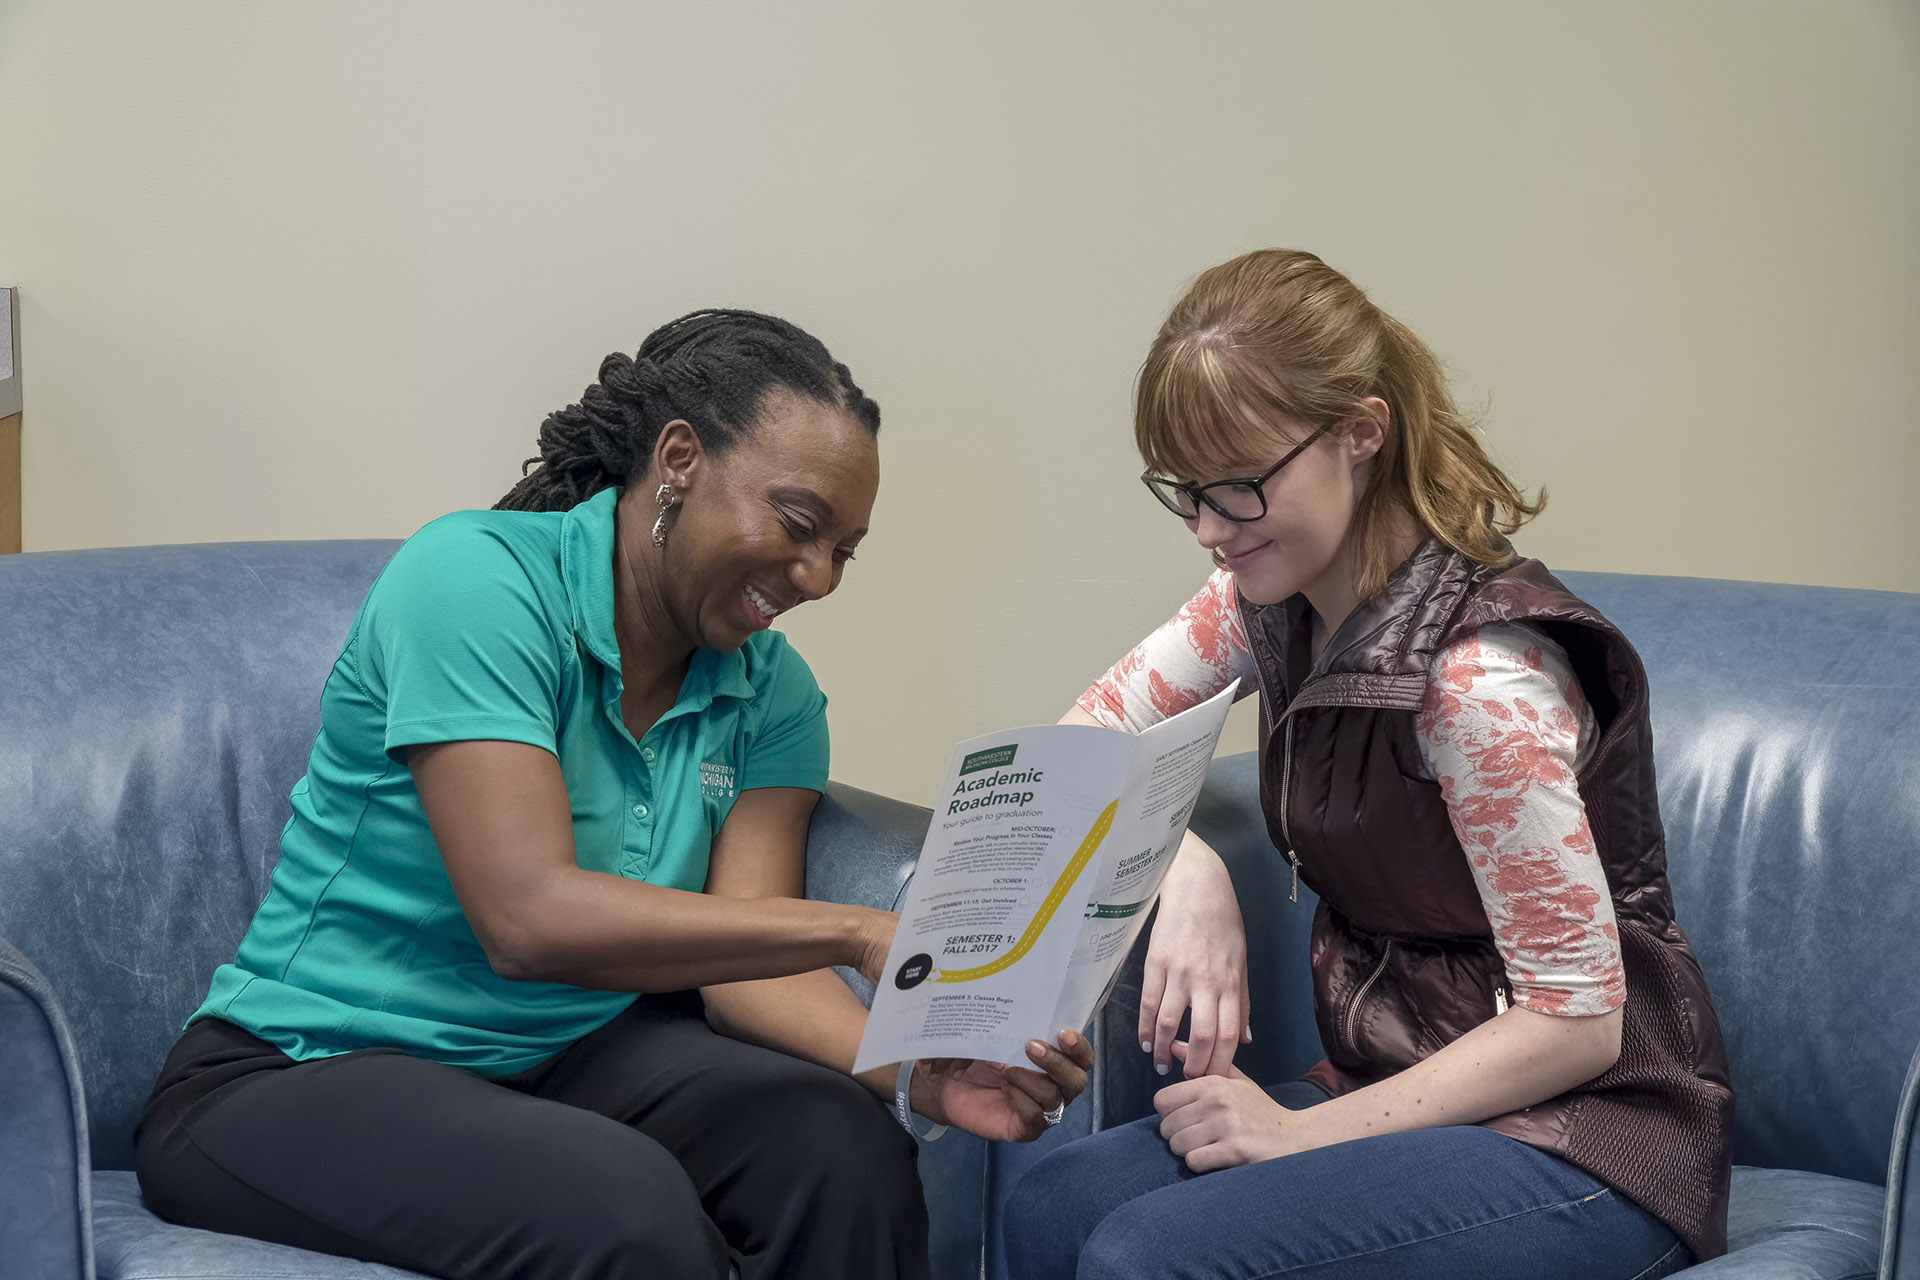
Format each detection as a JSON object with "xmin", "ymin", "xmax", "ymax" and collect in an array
[{"xmin": 700, "ymin": 762, "xmax": 736, "ymax": 799}]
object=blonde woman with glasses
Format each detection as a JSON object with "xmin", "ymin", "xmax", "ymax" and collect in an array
[{"xmin": 1005, "ymin": 251, "xmax": 1732, "ymax": 1280}]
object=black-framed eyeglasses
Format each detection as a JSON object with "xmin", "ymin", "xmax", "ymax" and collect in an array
[{"xmin": 1140, "ymin": 424, "xmax": 1332, "ymax": 522}]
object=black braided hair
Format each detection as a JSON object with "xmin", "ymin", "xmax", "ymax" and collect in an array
[{"xmin": 494, "ymin": 309, "xmax": 881, "ymax": 513}]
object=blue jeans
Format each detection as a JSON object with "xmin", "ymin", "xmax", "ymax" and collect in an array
[{"xmin": 1003, "ymin": 1081, "xmax": 1690, "ymax": 1280}]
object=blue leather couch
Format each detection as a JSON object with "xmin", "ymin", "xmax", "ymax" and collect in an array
[{"xmin": 2, "ymin": 542, "xmax": 1916, "ymax": 1280}]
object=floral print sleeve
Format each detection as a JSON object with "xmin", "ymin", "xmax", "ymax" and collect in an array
[
  {"xmin": 1076, "ymin": 569, "xmax": 1258, "ymax": 732},
  {"xmin": 1415, "ymin": 623, "xmax": 1625, "ymax": 1018}
]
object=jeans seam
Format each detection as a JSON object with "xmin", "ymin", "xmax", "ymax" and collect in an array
[
  {"xmin": 1622, "ymin": 1237, "xmax": 1687, "ymax": 1280},
  {"xmin": 1236, "ymin": 1186, "xmax": 1645, "ymax": 1279}
]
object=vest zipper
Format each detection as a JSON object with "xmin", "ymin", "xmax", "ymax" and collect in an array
[
  {"xmin": 1494, "ymin": 983, "xmax": 1510, "ymax": 1016},
  {"xmin": 1279, "ymin": 717, "xmax": 1300, "ymax": 902},
  {"xmin": 1342, "ymin": 940, "xmax": 1393, "ymax": 1057}
]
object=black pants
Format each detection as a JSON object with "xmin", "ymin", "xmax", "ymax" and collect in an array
[{"xmin": 135, "ymin": 996, "xmax": 929, "ymax": 1280}]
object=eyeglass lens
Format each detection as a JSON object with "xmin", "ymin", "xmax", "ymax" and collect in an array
[{"xmin": 1147, "ymin": 477, "xmax": 1266, "ymax": 521}]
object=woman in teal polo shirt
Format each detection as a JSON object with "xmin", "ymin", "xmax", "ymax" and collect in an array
[{"xmin": 135, "ymin": 310, "xmax": 1093, "ymax": 1280}]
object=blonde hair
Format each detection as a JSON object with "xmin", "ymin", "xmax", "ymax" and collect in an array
[{"xmin": 1136, "ymin": 249, "xmax": 1543, "ymax": 599}]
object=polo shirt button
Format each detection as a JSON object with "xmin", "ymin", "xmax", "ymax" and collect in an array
[
  {"xmin": 640, "ymin": 747, "xmax": 657, "ymax": 764},
  {"xmin": 633, "ymin": 804, "xmax": 649, "ymax": 819}
]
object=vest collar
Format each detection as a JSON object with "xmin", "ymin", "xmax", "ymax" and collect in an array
[{"xmin": 1242, "ymin": 537, "xmax": 1485, "ymax": 719}]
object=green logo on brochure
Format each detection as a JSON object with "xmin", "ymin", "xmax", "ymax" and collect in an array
[{"xmin": 960, "ymin": 744, "xmax": 1018, "ymax": 775}]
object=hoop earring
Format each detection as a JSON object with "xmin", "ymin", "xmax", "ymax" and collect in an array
[{"xmin": 650, "ymin": 483, "xmax": 679, "ymax": 548}]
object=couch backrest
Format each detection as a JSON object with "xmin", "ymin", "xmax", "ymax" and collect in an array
[
  {"xmin": 6, "ymin": 547, "xmax": 1917, "ymax": 1187},
  {"xmin": 0, "ymin": 541, "xmax": 400, "ymax": 1170},
  {"xmin": 1557, "ymin": 572, "xmax": 1919, "ymax": 1182}
]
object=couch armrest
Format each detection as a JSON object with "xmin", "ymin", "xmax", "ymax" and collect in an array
[
  {"xmin": 804, "ymin": 780, "xmax": 933, "ymax": 1007},
  {"xmin": 0, "ymin": 933, "xmax": 93, "ymax": 1280},
  {"xmin": 1880, "ymin": 1039, "xmax": 1920, "ymax": 1279}
]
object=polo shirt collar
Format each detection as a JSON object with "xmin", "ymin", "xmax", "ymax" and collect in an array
[
  {"xmin": 705, "ymin": 644, "xmax": 756, "ymax": 703},
  {"xmin": 559, "ymin": 486, "xmax": 757, "ymax": 708},
  {"xmin": 561, "ymin": 487, "xmax": 624, "ymax": 672}
]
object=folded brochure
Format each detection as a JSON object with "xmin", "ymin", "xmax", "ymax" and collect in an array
[{"xmin": 852, "ymin": 681, "xmax": 1238, "ymax": 1073}]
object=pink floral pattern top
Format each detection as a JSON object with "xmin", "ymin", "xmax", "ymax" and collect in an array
[{"xmin": 1078, "ymin": 569, "xmax": 1625, "ymax": 1018}]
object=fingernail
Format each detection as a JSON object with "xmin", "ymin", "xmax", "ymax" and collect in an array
[
  {"xmin": 1156, "ymin": 1062, "xmax": 1169, "ymax": 1076},
  {"xmin": 1141, "ymin": 1041, "xmax": 1152, "ymax": 1054},
  {"xmin": 1026, "ymin": 1040, "xmax": 1047, "ymax": 1060},
  {"xmin": 1245, "ymin": 1027, "xmax": 1254, "ymax": 1042}
]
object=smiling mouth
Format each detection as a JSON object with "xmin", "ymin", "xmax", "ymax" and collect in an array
[
  {"xmin": 1222, "ymin": 540, "xmax": 1273, "ymax": 568},
  {"xmin": 743, "ymin": 584, "xmax": 791, "ymax": 628}
]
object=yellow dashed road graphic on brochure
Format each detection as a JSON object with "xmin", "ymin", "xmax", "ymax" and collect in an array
[{"xmin": 933, "ymin": 800, "xmax": 1118, "ymax": 983}]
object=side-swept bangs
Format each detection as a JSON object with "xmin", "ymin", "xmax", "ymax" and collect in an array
[{"xmin": 1134, "ymin": 334, "xmax": 1322, "ymax": 482}]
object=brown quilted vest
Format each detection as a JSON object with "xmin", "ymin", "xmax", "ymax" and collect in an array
[{"xmin": 1240, "ymin": 539, "xmax": 1734, "ymax": 1261}]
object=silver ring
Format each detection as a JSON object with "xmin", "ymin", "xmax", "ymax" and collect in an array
[{"xmin": 1042, "ymin": 1102, "xmax": 1066, "ymax": 1127}]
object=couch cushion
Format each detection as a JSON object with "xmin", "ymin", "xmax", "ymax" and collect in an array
[
  {"xmin": 95, "ymin": 1169, "xmax": 765, "ymax": 1280},
  {"xmin": 93, "ymin": 1171, "xmax": 425, "ymax": 1279},
  {"xmin": 1670, "ymin": 1165, "xmax": 1883, "ymax": 1279}
]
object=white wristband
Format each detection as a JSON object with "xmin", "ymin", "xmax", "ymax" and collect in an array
[{"xmin": 894, "ymin": 1060, "xmax": 947, "ymax": 1142}]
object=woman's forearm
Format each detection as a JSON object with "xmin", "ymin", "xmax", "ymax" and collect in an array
[
  {"xmin": 490, "ymin": 870, "xmax": 892, "ymax": 993},
  {"xmin": 410, "ymin": 742, "xmax": 893, "ymax": 993},
  {"xmin": 702, "ymin": 968, "xmax": 868, "ymax": 1073},
  {"xmin": 1289, "ymin": 1005, "xmax": 1622, "ymax": 1150},
  {"xmin": 702, "ymin": 968, "xmax": 909, "ymax": 1102}
]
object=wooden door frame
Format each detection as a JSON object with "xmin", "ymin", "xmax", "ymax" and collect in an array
[
  {"xmin": 2, "ymin": 287, "xmax": 18, "ymax": 554},
  {"xmin": 0, "ymin": 411, "xmax": 18, "ymax": 554}
]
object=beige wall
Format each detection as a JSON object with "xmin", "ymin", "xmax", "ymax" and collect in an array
[{"xmin": 3, "ymin": 1, "xmax": 1916, "ymax": 803}]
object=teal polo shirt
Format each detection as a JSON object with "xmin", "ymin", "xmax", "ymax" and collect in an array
[{"xmin": 191, "ymin": 486, "xmax": 830, "ymax": 1073}]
